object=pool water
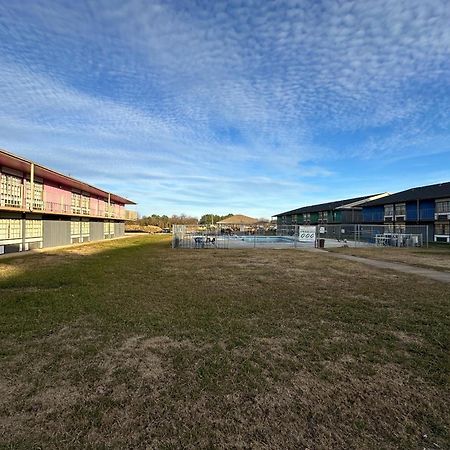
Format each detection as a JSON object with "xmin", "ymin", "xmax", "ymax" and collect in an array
[{"xmin": 225, "ymin": 235, "xmax": 295, "ymax": 243}]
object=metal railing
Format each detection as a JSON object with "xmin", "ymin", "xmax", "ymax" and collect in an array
[
  {"xmin": 316, "ymin": 224, "xmax": 429, "ymax": 247},
  {"xmin": 363, "ymin": 208, "xmax": 436, "ymax": 223},
  {"xmin": 0, "ymin": 199, "xmax": 130, "ymax": 219}
]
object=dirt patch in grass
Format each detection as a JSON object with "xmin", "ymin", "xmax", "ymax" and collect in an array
[
  {"xmin": 0, "ymin": 264, "xmax": 24, "ymax": 280},
  {"xmin": 102, "ymin": 335, "xmax": 168, "ymax": 381},
  {"xmin": 0, "ymin": 331, "xmax": 180, "ymax": 445},
  {"xmin": 390, "ymin": 330, "xmax": 425, "ymax": 346}
]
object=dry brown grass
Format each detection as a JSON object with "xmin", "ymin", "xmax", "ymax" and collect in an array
[
  {"xmin": 0, "ymin": 235, "xmax": 448, "ymax": 449},
  {"xmin": 328, "ymin": 245, "xmax": 450, "ymax": 272}
]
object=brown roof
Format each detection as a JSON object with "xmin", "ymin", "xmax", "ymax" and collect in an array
[{"xmin": 216, "ymin": 214, "xmax": 259, "ymax": 225}]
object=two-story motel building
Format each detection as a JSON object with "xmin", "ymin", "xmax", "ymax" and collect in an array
[{"xmin": 0, "ymin": 149, "xmax": 136, "ymax": 254}]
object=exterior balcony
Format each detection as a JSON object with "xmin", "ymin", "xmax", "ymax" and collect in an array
[
  {"xmin": 124, "ymin": 210, "xmax": 138, "ymax": 221},
  {"xmin": 382, "ymin": 208, "xmax": 437, "ymax": 223},
  {"xmin": 435, "ymin": 211, "xmax": 450, "ymax": 220},
  {"xmin": 0, "ymin": 199, "xmax": 132, "ymax": 220}
]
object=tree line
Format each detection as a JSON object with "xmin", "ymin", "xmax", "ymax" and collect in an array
[{"xmin": 134, "ymin": 213, "xmax": 234, "ymax": 229}]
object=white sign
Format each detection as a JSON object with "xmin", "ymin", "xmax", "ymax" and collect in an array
[{"xmin": 298, "ymin": 226, "xmax": 316, "ymax": 241}]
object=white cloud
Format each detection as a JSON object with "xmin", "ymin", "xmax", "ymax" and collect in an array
[{"xmin": 0, "ymin": 0, "xmax": 449, "ymax": 216}]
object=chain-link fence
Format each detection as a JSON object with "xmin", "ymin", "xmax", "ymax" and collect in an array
[
  {"xmin": 316, "ymin": 224, "xmax": 428, "ymax": 248},
  {"xmin": 172, "ymin": 225, "xmax": 311, "ymax": 249},
  {"xmin": 172, "ymin": 224, "xmax": 429, "ymax": 249}
]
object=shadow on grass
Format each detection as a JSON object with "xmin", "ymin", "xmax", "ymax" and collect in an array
[{"xmin": 0, "ymin": 235, "xmax": 171, "ymax": 338}]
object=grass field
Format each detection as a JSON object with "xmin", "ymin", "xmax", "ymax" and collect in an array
[
  {"xmin": 0, "ymin": 235, "xmax": 448, "ymax": 449},
  {"xmin": 328, "ymin": 244, "xmax": 450, "ymax": 272}
]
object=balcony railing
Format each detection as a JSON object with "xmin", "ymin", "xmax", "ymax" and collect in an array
[
  {"xmin": 363, "ymin": 208, "xmax": 437, "ymax": 223},
  {"xmin": 0, "ymin": 199, "xmax": 129, "ymax": 219},
  {"xmin": 124, "ymin": 210, "xmax": 138, "ymax": 221},
  {"xmin": 45, "ymin": 201, "xmax": 71, "ymax": 214},
  {"xmin": 26, "ymin": 199, "xmax": 45, "ymax": 210},
  {"xmin": 435, "ymin": 210, "xmax": 450, "ymax": 220}
]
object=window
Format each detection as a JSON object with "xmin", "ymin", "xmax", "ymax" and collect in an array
[
  {"xmin": 104, "ymin": 221, "xmax": 115, "ymax": 235},
  {"xmin": 81, "ymin": 193, "xmax": 90, "ymax": 215},
  {"xmin": 81, "ymin": 220, "xmax": 90, "ymax": 235},
  {"xmin": 71, "ymin": 192, "xmax": 81, "ymax": 214},
  {"xmin": 1, "ymin": 173, "xmax": 23, "ymax": 208},
  {"xmin": 25, "ymin": 219, "xmax": 43, "ymax": 238},
  {"xmin": 395, "ymin": 203, "xmax": 406, "ymax": 216},
  {"xmin": 71, "ymin": 219, "xmax": 81, "ymax": 236},
  {"xmin": 0, "ymin": 219, "xmax": 22, "ymax": 240},
  {"xmin": 384, "ymin": 205, "xmax": 394, "ymax": 216},
  {"xmin": 26, "ymin": 181, "xmax": 44, "ymax": 210},
  {"xmin": 435, "ymin": 223, "xmax": 450, "ymax": 236},
  {"xmin": 436, "ymin": 200, "xmax": 450, "ymax": 214}
]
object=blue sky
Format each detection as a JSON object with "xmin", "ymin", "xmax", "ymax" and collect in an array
[{"xmin": 0, "ymin": 0, "xmax": 449, "ymax": 218}]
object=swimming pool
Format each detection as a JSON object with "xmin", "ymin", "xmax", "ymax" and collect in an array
[
  {"xmin": 173, "ymin": 233, "xmax": 318, "ymax": 249},
  {"xmin": 223, "ymin": 235, "xmax": 295, "ymax": 243},
  {"xmin": 212, "ymin": 234, "xmax": 312, "ymax": 248}
]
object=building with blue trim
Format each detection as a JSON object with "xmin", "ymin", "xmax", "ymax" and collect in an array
[
  {"xmin": 362, "ymin": 182, "xmax": 450, "ymax": 243},
  {"xmin": 275, "ymin": 193, "xmax": 389, "ymax": 228}
]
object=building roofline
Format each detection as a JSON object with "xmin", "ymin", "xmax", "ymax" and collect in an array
[
  {"xmin": 0, "ymin": 148, "xmax": 136, "ymax": 205},
  {"xmin": 363, "ymin": 182, "xmax": 450, "ymax": 206},
  {"xmin": 274, "ymin": 193, "xmax": 386, "ymax": 216},
  {"xmin": 335, "ymin": 192, "xmax": 390, "ymax": 209}
]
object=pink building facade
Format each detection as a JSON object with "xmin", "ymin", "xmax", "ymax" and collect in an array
[{"xmin": 0, "ymin": 149, "xmax": 137, "ymax": 254}]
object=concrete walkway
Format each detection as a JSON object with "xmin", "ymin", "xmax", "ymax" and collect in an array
[{"xmin": 320, "ymin": 251, "xmax": 450, "ymax": 283}]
